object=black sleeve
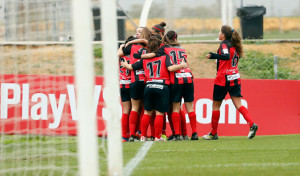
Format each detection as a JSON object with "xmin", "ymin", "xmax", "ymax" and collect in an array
[
  {"xmin": 133, "ymin": 48, "xmax": 147, "ymax": 59},
  {"xmin": 122, "ymin": 44, "xmax": 132, "ymax": 56},
  {"xmin": 132, "ymin": 59, "xmax": 143, "ymax": 70},
  {"xmin": 155, "ymin": 45, "xmax": 167, "ymax": 57},
  {"xmin": 209, "ymin": 52, "xmax": 230, "ymax": 60},
  {"xmin": 165, "ymin": 55, "xmax": 173, "ymax": 67},
  {"xmin": 209, "ymin": 41, "xmax": 230, "ymax": 60}
]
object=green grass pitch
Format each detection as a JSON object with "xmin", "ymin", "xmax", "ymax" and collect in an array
[{"xmin": 0, "ymin": 134, "xmax": 299, "ymax": 176}]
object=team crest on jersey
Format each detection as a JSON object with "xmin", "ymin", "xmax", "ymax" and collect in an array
[{"xmin": 223, "ymin": 48, "xmax": 229, "ymax": 54}]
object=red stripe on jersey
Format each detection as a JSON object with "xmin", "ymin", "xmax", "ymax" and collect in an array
[
  {"xmin": 130, "ymin": 44, "xmax": 146, "ymax": 82},
  {"xmin": 119, "ymin": 55, "xmax": 131, "ymax": 88},
  {"xmin": 142, "ymin": 55, "xmax": 170, "ymax": 85},
  {"xmin": 163, "ymin": 46, "xmax": 193, "ymax": 85},
  {"xmin": 120, "ymin": 84, "xmax": 130, "ymax": 89},
  {"xmin": 214, "ymin": 40, "xmax": 241, "ymax": 87}
]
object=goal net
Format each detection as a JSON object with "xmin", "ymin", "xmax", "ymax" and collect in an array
[{"xmin": 0, "ymin": 0, "xmax": 122, "ymax": 175}]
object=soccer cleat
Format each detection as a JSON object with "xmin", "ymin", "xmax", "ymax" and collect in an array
[
  {"xmin": 122, "ymin": 137, "xmax": 129, "ymax": 142},
  {"xmin": 191, "ymin": 132, "xmax": 199, "ymax": 140},
  {"xmin": 140, "ymin": 136, "xmax": 147, "ymax": 142},
  {"xmin": 154, "ymin": 137, "xmax": 166, "ymax": 141},
  {"xmin": 161, "ymin": 134, "xmax": 167, "ymax": 141},
  {"xmin": 167, "ymin": 135, "xmax": 175, "ymax": 141},
  {"xmin": 248, "ymin": 123, "xmax": 258, "ymax": 139},
  {"xmin": 202, "ymin": 132, "xmax": 218, "ymax": 140},
  {"xmin": 183, "ymin": 135, "xmax": 189, "ymax": 140},
  {"xmin": 129, "ymin": 135, "xmax": 135, "ymax": 142},
  {"xmin": 135, "ymin": 130, "xmax": 141, "ymax": 139},
  {"xmin": 174, "ymin": 134, "xmax": 182, "ymax": 141},
  {"xmin": 149, "ymin": 136, "xmax": 155, "ymax": 141}
]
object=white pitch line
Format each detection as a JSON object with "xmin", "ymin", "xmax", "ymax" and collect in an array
[
  {"xmin": 124, "ymin": 141, "xmax": 154, "ymax": 176},
  {"xmin": 136, "ymin": 162, "xmax": 300, "ymax": 170}
]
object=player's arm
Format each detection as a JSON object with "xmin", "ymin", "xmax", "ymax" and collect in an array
[
  {"xmin": 117, "ymin": 44, "xmax": 125, "ymax": 57},
  {"xmin": 134, "ymin": 52, "xmax": 156, "ymax": 59},
  {"xmin": 168, "ymin": 62, "xmax": 187, "ymax": 72},
  {"xmin": 121, "ymin": 59, "xmax": 143, "ymax": 71},
  {"xmin": 139, "ymin": 46, "xmax": 164, "ymax": 59},
  {"xmin": 165, "ymin": 55, "xmax": 187, "ymax": 72},
  {"xmin": 125, "ymin": 39, "xmax": 148, "ymax": 47},
  {"xmin": 208, "ymin": 52, "xmax": 229, "ymax": 60},
  {"xmin": 133, "ymin": 48, "xmax": 148, "ymax": 59},
  {"xmin": 206, "ymin": 43, "xmax": 230, "ymax": 60},
  {"xmin": 141, "ymin": 52, "xmax": 156, "ymax": 59},
  {"xmin": 119, "ymin": 44, "xmax": 132, "ymax": 58}
]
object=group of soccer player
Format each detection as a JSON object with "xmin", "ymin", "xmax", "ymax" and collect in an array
[{"xmin": 118, "ymin": 22, "xmax": 258, "ymax": 142}]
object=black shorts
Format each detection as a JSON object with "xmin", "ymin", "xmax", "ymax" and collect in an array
[
  {"xmin": 130, "ymin": 81, "xmax": 145, "ymax": 100},
  {"xmin": 213, "ymin": 84, "xmax": 243, "ymax": 101},
  {"xmin": 120, "ymin": 87, "xmax": 131, "ymax": 102},
  {"xmin": 144, "ymin": 84, "xmax": 170, "ymax": 113},
  {"xmin": 170, "ymin": 83, "xmax": 194, "ymax": 103}
]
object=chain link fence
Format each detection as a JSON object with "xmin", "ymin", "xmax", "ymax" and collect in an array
[{"xmin": 0, "ymin": 0, "xmax": 299, "ymax": 80}]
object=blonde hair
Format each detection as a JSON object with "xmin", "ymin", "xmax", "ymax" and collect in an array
[{"xmin": 140, "ymin": 27, "xmax": 151, "ymax": 40}]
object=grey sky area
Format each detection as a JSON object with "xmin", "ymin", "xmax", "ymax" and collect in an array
[{"xmin": 118, "ymin": 0, "xmax": 300, "ymax": 17}]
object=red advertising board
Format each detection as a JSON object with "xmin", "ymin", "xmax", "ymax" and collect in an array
[{"xmin": 0, "ymin": 74, "xmax": 299, "ymax": 136}]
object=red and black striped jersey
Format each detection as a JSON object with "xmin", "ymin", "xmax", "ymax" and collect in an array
[
  {"xmin": 210, "ymin": 40, "xmax": 241, "ymax": 86},
  {"xmin": 119, "ymin": 55, "xmax": 131, "ymax": 88},
  {"xmin": 123, "ymin": 44, "xmax": 146, "ymax": 82},
  {"xmin": 157, "ymin": 45, "xmax": 193, "ymax": 84},
  {"xmin": 132, "ymin": 55, "xmax": 173, "ymax": 85}
]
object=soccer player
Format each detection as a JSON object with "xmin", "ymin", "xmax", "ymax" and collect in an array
[
  {"xmin": 139, "ymin": 30, "xmax": 199, "ymax": 141},
  {"xmin": 122, "ymin": 36, "xmax": 187, "ymax": 141},
  {"xmin": 125, "ymin": 22, "xmax": 166, "ymax": 47},
  {"xmin": 203, "ymin": 25, "xmax": 258, "ymax": 140},
  {"xmin": 119, "ymin": 36, "xmax": 136, "ymax": 142},
  {"xmin": 151, "ymin": 22, "xmax": 166, "ymax": 38},
  {"xmin": 136, "ymin": 27, "xmax": 143, "ymax": 39},
  {"xmin": 118, "ymin": 27, "xmax": 151, "ymax": 142}
]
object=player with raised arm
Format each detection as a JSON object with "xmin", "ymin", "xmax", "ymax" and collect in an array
[
  {"xmin": 203, "ymin": 25, "xmax": 258, "ymax": 140},
  {"xmin": 122, "ymin": 36, "xmax": 187, "ymax": 141}
]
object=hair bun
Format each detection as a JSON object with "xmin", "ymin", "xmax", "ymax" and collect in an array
[{"xmin": 159, "ymin": 22, "xmax": 166, "ymax": 27}]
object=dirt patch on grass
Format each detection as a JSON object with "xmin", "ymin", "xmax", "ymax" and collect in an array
[{"xmin": 1, "ymin": 43, "xmax": 299, "ymax": 78}]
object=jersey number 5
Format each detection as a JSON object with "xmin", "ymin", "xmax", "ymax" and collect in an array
[{"xmin": 169, "ymin": 50, "xmax": 186, "ymax": 64}]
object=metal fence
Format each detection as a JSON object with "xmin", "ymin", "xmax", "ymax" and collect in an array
[
  {"xmin": 1, "ymin": 0, "xmax": 300, "ymax": 41},
  {"xmin": 3, "ymin": 0, "xmax": 72, "ymax": 41},
  {"xmin": 0, "ymin": 0, "xmax": 299, "ymax": 80}
]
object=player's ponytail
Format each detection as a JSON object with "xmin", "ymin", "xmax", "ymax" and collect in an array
[
  {"xmin": 163, "ymin": 30, "xmax": 180, "ymax": 46},
  {"xmin": 221, "ymin": 25, "xmax": 244, "ymax": 58},
  {"xmin": 152, "ymin": 22, "xmax": 166, "ymax": 35},
  {"xmin": 147, "ymin": 36, "xmax": 161, "ymax": 53}
]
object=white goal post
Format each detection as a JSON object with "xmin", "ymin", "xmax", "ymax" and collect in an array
[
  {"xmin": 73, "ymin": 0, "xmax": 123, "ymax": 175},
  {"xmin": 72, "ymin": 0, "xmax": 99, "ymax": 175},
  {"xmin": 101, "ymin": 0, "xmax": 123, "ymax": 176}
]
